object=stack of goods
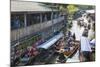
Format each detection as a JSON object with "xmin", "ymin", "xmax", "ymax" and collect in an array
[{"xmin": 27, "ymin": 46, "xmax": 39, "ymax": 57}]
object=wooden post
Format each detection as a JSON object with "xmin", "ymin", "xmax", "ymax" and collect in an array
[
  {"xmin": 24, "ymin": 13, "xmax": 28, "ymax": 36},
  {"xmin": 40, "ymin": 13, "xmax": 42, "ymax": 23},
  {"xmin": 24, "ymin": 13, "xmax": 27, "ymax": 27},
  {"xmin": 51, "ymin": 8, "xmax": 54, "ymax": 33},
  {"xmin": 40, "ymin": 13, "xmax": 44, "ymax": 39}
]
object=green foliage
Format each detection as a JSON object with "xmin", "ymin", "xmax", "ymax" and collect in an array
[
  {"xmin": 58, "ymin": 4, "xmax": 79, "ymax": 29},
  {"xmin": 67, "ymin": 4, "xmax": 78, "ymax": 15}
]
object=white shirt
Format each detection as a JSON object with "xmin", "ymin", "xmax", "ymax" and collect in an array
[{"xmin": 80, "ymin": 36, "xmax": 92, "ymax": 52}]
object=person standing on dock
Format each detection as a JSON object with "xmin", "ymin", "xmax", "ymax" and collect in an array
[{"xmin": 80, "ymin": 29, "xmax": 92, "ymax": 62}]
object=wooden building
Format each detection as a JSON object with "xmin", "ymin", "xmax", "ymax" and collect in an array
[
  {"xmin": 11, "ymin": 1, "xmax": 65, "ymax": 44},
  {"xmin": 11, "ymin": 0, "xmax": 66, "ymax": 66}
]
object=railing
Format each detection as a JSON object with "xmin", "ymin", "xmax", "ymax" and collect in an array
[
  {"xmin": 11, "ymin": 16, "xmax": 65, "ymax": 42},
  {"xmin": 53, "ymin": 16, "xmax": 64, "ymax": 24}
]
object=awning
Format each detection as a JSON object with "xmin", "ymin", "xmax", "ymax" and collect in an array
[
  {"xmin": 86, "ymin": 10, "xmax": 95, "ymax": 14},
  {"xmin": 37, "ymin": 32, "xmax": 63, "ymax": 49}
]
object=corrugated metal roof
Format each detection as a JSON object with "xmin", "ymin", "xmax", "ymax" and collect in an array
[
  {"xmin": 11, "ymin": 1, "xmax": 58, "ymax": 12},
  {"xmin": 37, "ymin": 32, "xmax": 63, "ymax": 49}
]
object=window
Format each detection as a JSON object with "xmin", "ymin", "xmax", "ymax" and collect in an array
[
  {"xmin": 11, "ymin": 14, "xmax": 24, "ymax": 30},
  {"xmin": 53, "ymin": 12, "xmax": 59, "ymax": 19},
  {"xmin": 27, "ymin": 14, "xmax": 40, "ymax": 26},
  {"xmin": 42, "ymin": 12, "xmax": 51, "ymax": 22},
  {"xmin": 47, "ymin": 12, "xmax": 51, "ymax": 21},
  {"xmin": 42, "ymin": 13, "xmax": 47, "ymax": 22}
]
